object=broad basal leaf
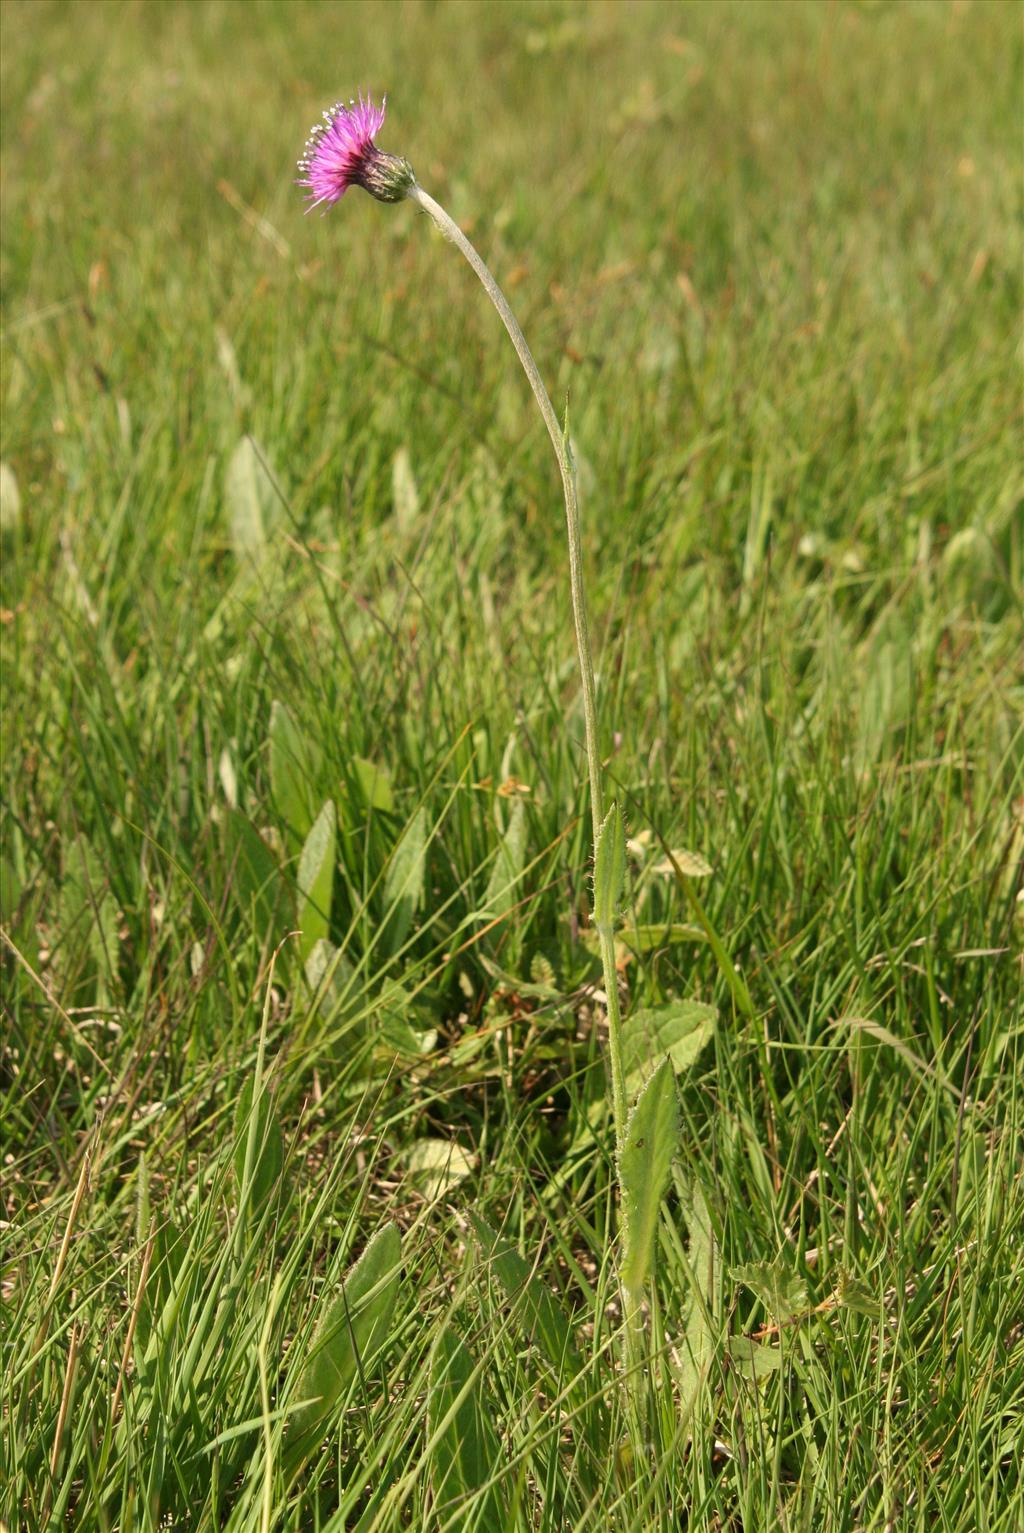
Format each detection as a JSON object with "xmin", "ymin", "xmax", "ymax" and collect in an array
[
  {"xmin": 224, "ymin": 434, "xmax": 279, "ymax": 559},
  {"xmin": 428, "ymin": 1327, "xmax": 505, "ymax": 1524},
  {"xmin": 269, "ymin": 699, "xmax": 321, "ymax": 847},
  {"xmin": 482, "ymin": 797, "xmax": 527, "ymax": 922},
  {"xmin": 286, "ymin": 1223, "xmax": 402, "ymax": 1469},
  {"xmin": 380, "ymin": 806, "xmax": 427, "ymax": 959},
  {"xmin": 296, "ymin": 799, "xmax": 335, "ymax": 960},
  {"xmin": 467, "ymin": 1214, "xmax": 583, "ymax": 1386},
  {"xmin": 622, "ymin": 1000, "xmax": 716, "ymax": 1092}
]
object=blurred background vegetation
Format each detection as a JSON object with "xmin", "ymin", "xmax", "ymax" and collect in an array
[{"xmin": 1, "ymin": 1, "xmax": 1021, "ymax": 1528}]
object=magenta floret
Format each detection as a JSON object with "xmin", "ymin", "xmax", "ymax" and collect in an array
[{"xmin": 297, "ymin": 94, "xmax": 414, "ymax": 209}]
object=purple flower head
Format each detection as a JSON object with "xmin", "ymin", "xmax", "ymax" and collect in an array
[{"xmin": 297, "ymin": 94, "xmax": 415, "ymax": 210}]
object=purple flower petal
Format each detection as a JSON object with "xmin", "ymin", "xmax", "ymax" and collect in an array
[{"xmin": 297, "ymin": 93, "xmax": 389, "ymax": 209}]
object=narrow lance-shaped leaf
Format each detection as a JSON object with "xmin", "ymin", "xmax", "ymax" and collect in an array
[
  {"xmin": 233, "ymin": 1077, "xmax": 283, "ymax": 1218},
  {"xmin": 619, "ymin": 1058, "xmax": 679, "ymax": 1296},
  {"xmin": 467, "ymin": 1213, "xmax": 583, "ymax": 1386},
  {"xmin": 428, "ymin": 1327, "xmax": 505, "ymax": 1524},
  {"xmin": 269, "ymin": 699, "xmax": 321, "ymax": 847},
  {"xmin": 224, "ymin": 434, "xmax": 279, "ymax": 559},
  {"xmin": 592, "ymin": 800, "xmax": 625, "ymax": 929},
  {"xmin": 674, "ymin": 1177, "xmax": 719, "ymax": 1428},
  {"xmin": 225, "ymin": 809, "xmax": 290, "ymax": 940},
  {"xmin": 380, "ymin": 806, "xmax": 427, "ymax": 958},
  {"xmin": 296, "ymin": 799, "xmax": 335, "ymax": 961},
  {"xmin": 482, "ymin": 797, "xmax": 526, "ymax": 921},
  {"xmin": 286, "ymin": 1223, "xmax": 402, "ymax": 1470}
]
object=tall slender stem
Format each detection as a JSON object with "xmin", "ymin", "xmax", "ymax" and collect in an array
[{"xmin": 409, "ymin": 184, "xmax": 628, "ymax": 1144}]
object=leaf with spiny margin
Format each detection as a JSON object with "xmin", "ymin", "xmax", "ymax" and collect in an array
[
  {"xmin": 592, "ymin": 801, "xmax": 626, "ymax": 928},
  {"xmin": 296, "ymin": 800, "xmax": 335, "ymax": 961},
  {"xmin": 286, "ymin": 1223, "xmax": 401, "ymax": 1470},
  {"xmin": 233, "ymin": 1078, "xmax": 283, "ymax": 1217},
  {"xmin": 619, "ymin": 1058, "xmax": 679, "ymax": 1295},
  {"xmin": 428, "ymin": 1327, "xmax": 505, "ymax": 1525},
  {"xmin": 482, "ymin": 797, "xmax": 526, "ymax": 922},
  {"xmin": 622, "ymin": 1000, "xmax": 717, "ymax": 1093},
  {"xmin": 380, "ymin": 806, "xmax": 427, "ymax": 959},
  {"xmin": 467, "ymin": 1214, "xmax": 583, "ymax": 1385},
  {"xmin": 269, "ymin": 699, "xmax": 321, "ymax": 848}
]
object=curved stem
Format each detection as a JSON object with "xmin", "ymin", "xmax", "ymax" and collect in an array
[{"xmin": 409, "ymin": 183, "xmax": 628, "ymax": 1144}]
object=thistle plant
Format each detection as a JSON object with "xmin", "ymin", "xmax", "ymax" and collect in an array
[{"xmin": 298, "ymin": 95, "xmax": 673, "ymax": 1338}]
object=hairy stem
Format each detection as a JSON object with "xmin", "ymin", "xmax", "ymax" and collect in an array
[{"xmin": 408, "ymin": 183, "xmax": 628, "ymax": 1144}]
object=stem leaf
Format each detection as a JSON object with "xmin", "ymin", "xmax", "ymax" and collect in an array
[{"xmin": 619, "ymin": 1058, "xmax": 679, "ymax": 1296}]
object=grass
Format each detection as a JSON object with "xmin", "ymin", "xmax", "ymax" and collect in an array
[{"xmin": 1, "ymin": 0, "xmax": 1022, "ymax": 1527}]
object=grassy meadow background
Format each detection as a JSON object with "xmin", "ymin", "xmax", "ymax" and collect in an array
[{"xmin": 2, "ymin": 0, "xmax": 1022, "ymax": 1527}]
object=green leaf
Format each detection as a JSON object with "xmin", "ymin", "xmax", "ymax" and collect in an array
[
  {"xmin": 732, "ymin": 1259, "xmax": 808, "ymax": 1324},
  {"xmin": 580, "ymin": 922, "xmax": 707, "ymax": 958},
  {"xmin": 0, "ymin": 460, "xmax": 21, "ymax": 535},
  {"xmin": 619, "ymin": 1058, "xmax": 679, "ymax": 1295},
  {"xmin": 836, "ymin": 1014, "xmax": 962, "ymax": 1100},
  {"xmin": 269, "ymin": 700, "xmax": 320, "ymax": 848},
  {"xmin": 305, "ymin": 937, "xmax": 357, "ymax": 1018},
  {"xmin": 380, "ymin": 806, "xmax": 427, "ymax": 958},
  {"xmin": 286, "ymin": 1223, "xmax": 402, "ymax": 1469},
  {"xmin": 233, "ymin": 1078, "xmax": 283, "ymax": 1217},
  {"xmin": 224, "ymin": 809, "xmax": 289, "ymax": 940},
  {"xmin": 224, "ymin": 434, "xmax": 279, "ymax": 558},
  {"xmin": 402, "ymin": 1139, "xmax": 475, "ymax": 1197},
  {"xmin": 592, "ymin": 800, "xmax": 626, "ymax": 928},
  {"xmin": 726, "ymin": 1336, "xmax": 781, "ymax": 1380},
  {"xmin": 467, "ymin": 1214, "xmax": 583, "ymax": 1385},
  {"xmin": 391, "ymin": 446, "xmax": 419, "ymax": 535},
  {"xmin": 835, "ymin": 1271, "xmax": 879, "ymax": 1318},
  {"xmin": 375, "ymin": 983, "xmax": 437, "ymax": 1057},
  {"xmin": 354, "ymin": 756, "xmax": 395, "ymax": 814},
  {"xmin": 428, "ymin": 1327, "xmax": 505, "ymax": 1524},
  {"xmin": 134, "ymin": 1213, "xmax": 187, "ymax": 1362},
  {"xmin": 651, "ymin": 849, "xmax": 714, "ymax": 878},
  {"xmin": 482, "ymin": 798, "xmax": 527, "ymax": 921},
  {"xmin": 673, "ymin": 1180, "xmax": 719, "ymax": 1428},
  {"xmin": 58, "ymin": 832, "xmax": 119, "ymax": 1000},
  {"xmin": 622, "ymin": 1000, "xmax": 716, "ymax": 1092},
  {"xmin": 296, "ymin": 799, "xmax": 335, "ymax": 961}
]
